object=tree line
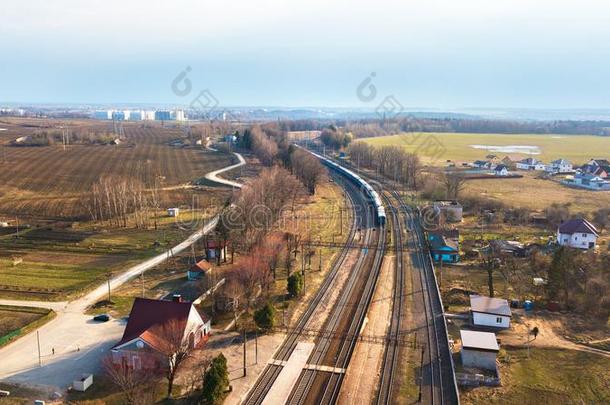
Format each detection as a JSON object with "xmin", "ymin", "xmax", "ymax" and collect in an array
[
  {"xmin": 347, "ymin": 142, "xmax": 422, "ymax": 188},
  {"xmin": 266, "ymin": 117, "xmax": 610, "ymax": 137}
]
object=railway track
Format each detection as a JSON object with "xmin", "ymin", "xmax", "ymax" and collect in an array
[
  {"xmin": 242, "ymin": 173, "xmax": 360, "ymax": 405},
  {"xmin": 321, "ymin": 154, "xmax": 460, "ymax": 404},
  {"xmin": 375, "ymin": 192, "xmax": 405, "ymax": 405},
  {"xmin": 392, "ymin": 189, "xmax": 459, "ymax": 404},
  {"xmin": 286, "ymin": 192, "xmax": 386, "ymax": 404}
]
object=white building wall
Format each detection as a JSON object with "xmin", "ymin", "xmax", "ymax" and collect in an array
[
  {"xmin": 472, "ymin": 312, "xmax": 510, "ymax": 328},
  {"xmin": 557, "ymin": 232, "xmax": 597, "ymax": 249}
]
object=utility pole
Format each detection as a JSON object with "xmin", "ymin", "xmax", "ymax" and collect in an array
[
  {"xmin": 243, "ymin": 329, "xmax": 247, "ymax": 377},
  {"xmin": 318, "ymin": 247, "xmax": 322, "ymax": 272},
  {"xmin": 339, "ymin": 207, "xmax": 343, "ymax": 235},
  {"xmin": 141, "ymin": 271, "xmax": 145, "ymax": 298},
  {"xmin": 107, "ymin": 274, "xmax": 111, "ymax": 302},
  {"xmin": 255, "ymin": 330, "xmax": 258, "ymax": 364},
  {"xmin": 37, "ymin": 331, "xmax": 42, "ymax": 367},
  {"xmin": 418, "ymin": 346, "xmax": 425, "ymax": 402},
  {"xmin": 301, "ymin": 244, "xmax": 306, "ymax": 293}
]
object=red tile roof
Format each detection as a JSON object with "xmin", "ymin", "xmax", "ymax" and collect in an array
[{"xmin": 190, "ymin": 260, "xmax": 212, "ymax": 273}]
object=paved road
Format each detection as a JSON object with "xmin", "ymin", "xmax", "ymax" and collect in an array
[
  {"xmin": 0, "ymin": 152, "xmax": 245, "ymax": 391},
  {"xmin": 205, "ymin": 150, "xmax": 245, "ymax": 189}
]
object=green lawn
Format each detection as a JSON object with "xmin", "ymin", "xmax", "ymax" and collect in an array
[
  {"xmin": 462, "ymin": 347, "xmax": 610, "ymax": 404},
  {"xmin": 361, "ymin": 132, "xmax": 610, "ymax": 165},
  {"xmin": 0, "ymin": 259, "xmax": 109, "ymax": 294},
  {"xmin": 0, "ymin": 220, "xmax": 208, "ymax": 300}
]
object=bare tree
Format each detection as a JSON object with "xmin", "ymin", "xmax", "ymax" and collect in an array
[
  {"xmin": 150, "ymin": 319, "xmax": 196, "ymax": 398},
  {"xmin": 102, "ymin": 356, "xmax": 160, "ymax": 405},
  {"xmin": 442, "ymin": 173, "xmax": 466, "ymax": 200},
  {"xmin": 290, "ymin": 149, "xmax": 327, "ymax": 194},
  {"xmin": 250, "ymin": 126, "xmax": 278, "ymax": 166}
]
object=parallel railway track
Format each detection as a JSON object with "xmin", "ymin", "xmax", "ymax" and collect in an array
[
  {"xmin": 287, "ymin": 192, "xmax": 386, "ymax": 404},
  {"xmin": 375, "ymin": 192, "xmax": 405, "ymax": 405},
  {"xmin": 392, "ymin": 189, "xmax": 459, "ymax": 404}
]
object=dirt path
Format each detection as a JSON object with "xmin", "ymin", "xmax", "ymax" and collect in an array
[{"xmin": 503, "ymin": 311, "xmax": 610, "ymax": 358}]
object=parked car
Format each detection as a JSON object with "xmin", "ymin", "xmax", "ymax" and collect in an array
[{"xmin": 93, "ymin": 314, "xmax": 110, "ymax": 322}]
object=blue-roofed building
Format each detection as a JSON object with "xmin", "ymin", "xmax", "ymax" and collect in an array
[{"xmin": 428, "ymin": 230, "xmax": 460, "ymax": 263}]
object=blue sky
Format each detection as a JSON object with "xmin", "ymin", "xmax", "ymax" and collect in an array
[{"xmin": 2, "ymin": 0, "xmax": 610, "ymax": 108}]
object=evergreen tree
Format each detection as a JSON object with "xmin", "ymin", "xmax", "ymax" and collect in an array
[
  {"xmin": 254, "ymin": 302, "xmax": 276, "ymax": 331},
  {"xmin": 201, "ymin": 354, "xmax": 229, "ymax": 404},
  {"xmin": 287, "ymin": 272, "xmax": 304, "ymax": 297}
]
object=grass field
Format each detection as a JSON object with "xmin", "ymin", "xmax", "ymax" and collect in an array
[
  {"xmin": 463, "ymin": 173, "xmax": 610, "ymax": 213},
  {"xmin": 461, "ymin": 347, "xmax": 610, "ymax": 404},
  {"xmin": 0, "ymin": 218, "xmax": 216, "ymax": 300},
  {"xmin": 0, "ymin": 119, "xmax": 232, "ymax": 219},
  {"xmin": 361, "ymin": 132, "xmax": 610, "ymax": 165},
  {"xmin": 0, "ymin": 305, "xmax": 55, "ymax": 347}
]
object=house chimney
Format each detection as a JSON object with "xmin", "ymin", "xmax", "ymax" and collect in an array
[{"xmin": 172, "ymin": 294, "xmax": 183, "ymax": 303}]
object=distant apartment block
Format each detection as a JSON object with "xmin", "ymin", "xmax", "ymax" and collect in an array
[{"xmin": 92, "ymin": 109, "xmax": 186, "ymax": 121}]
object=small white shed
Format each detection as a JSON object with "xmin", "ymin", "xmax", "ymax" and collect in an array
[
  {"xmin": 167, "ymin": 208, "xmax": 180, "ymax": 217},
  {"xmin": 460, "ymin": 330, "xmax": 499, "ymax": 370},
  {"xmin": 470, "ymin": 295, "xmax": 512, "ymax": 329}
]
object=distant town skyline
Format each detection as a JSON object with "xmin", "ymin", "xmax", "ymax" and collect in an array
[{"xmin": 4, "ymin": 1, "xmax": 610, "ymax": 109}]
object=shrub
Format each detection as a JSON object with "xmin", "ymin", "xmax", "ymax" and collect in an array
[
  {"xmin": 201, "ymin": 353, "xmax": 229, "ymax": 404},
  {"xmin": 254, "ymin": 302, "xmax": 275, "ymax": 331},
  {"xmin": 287, "ymin": 272, "xmax": 304, "ymax": 297}
]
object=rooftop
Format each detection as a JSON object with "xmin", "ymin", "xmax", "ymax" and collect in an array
[
  {"xmin": 113, "ymin": 297, "xmax": 208, "ymax": 350},
  {"xmin": 470, "ymin": 295, "xmax": 512, "ymax": 317},
  {"xmin": 190, "ymin": 259, "xmax": 212, "ymax": 273},
  {"xmin": 558, "ymin": 218, "xmax": 599, "ymax": 236},
  {"xmin": 430, "ymin": 234, "xmax": 459, "ymax": 251},
  {"xmin": 460, "ymin": 330, "xmax": 499, "ymax": 352}
]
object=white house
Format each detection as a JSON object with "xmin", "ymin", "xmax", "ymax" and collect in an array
[
  {"xmin": 493, "ymin": 164, "xmax": 510, "ymax": 176},
  {"xmin": 564, "ymin": 173, "xmax": 610, "ymax": 191},
  {"xmin": 557, "ymin": 218, "xmax": 599, "ymax": 249},
  {"xmin": 546, "ymin": 159, "xmax": 573, "ymax": 174},
  {"xmin": 470, "ymin": 295, "xmax": 512, "ymax": 329},
  {"xmin": 111, "ymin": 297, "xmax": 211, "ymax": 370},
  {"xmin": 460, "ymin": 330, "xmax": 500, "ymax": 370},
  {"xmin": 516, "ymin": 157, "xmax": 545, "ymax": 171},
  {"xmin": 473, "ymin": 160, "xmax": 494, "ymax": 169}
]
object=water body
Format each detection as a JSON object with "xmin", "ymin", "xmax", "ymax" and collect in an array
[{"xmin": 469, "ymin": 144, "xmax": 541, "ymax": 154}]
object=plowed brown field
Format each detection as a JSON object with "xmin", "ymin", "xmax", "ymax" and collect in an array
[{"xmin": 0, "ymin": 120, "xmax": 231, "ymax": 219}]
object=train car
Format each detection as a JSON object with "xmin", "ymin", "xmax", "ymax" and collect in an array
[{"xmin": 305, "ymin": 148, "xmax": 386, "ymax": 226}]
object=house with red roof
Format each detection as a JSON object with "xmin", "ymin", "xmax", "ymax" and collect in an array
[
  {"xmin": 188, "ymin": 259, "xmax": 212, "ymax": 281},
  {"xmin": 110, "ymin": 297, "xmax": 211, "ymax": 370},
  {"xmin": 557, "ymin": 218, "xmax": 599, "ymax": 250}
]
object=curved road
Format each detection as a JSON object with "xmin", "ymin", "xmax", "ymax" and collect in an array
[
  {"xmin": 205, "ymin": 148, "xmax": 245, "ymax": 189},
  {"xmin": 0, "ymin": 151, "xmax": 244, "ymax": 391}
]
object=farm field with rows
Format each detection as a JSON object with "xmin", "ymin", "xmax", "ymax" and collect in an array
[{"xmin": 0, "ymin": 118, "xmax": 233, "ymax": 219}]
